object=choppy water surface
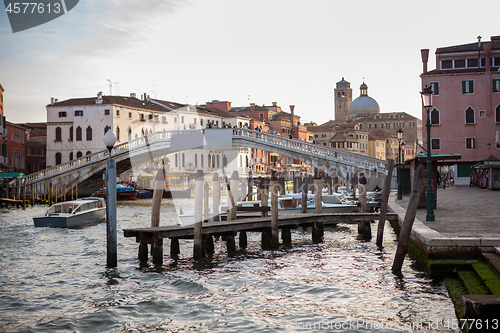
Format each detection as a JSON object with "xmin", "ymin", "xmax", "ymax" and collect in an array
[{"xmin": 0, "ymin": 199, "xmax": 459, "ymax": 332}]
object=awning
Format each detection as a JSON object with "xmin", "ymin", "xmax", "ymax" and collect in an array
[{"xmin": 0, "ymin": 172, "xmax": 25, "ymax": 179}]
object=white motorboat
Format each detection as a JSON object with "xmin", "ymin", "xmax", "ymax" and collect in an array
[{"xmin": 33, "ymin": 197, "xmax": 106, "ymax": 228}]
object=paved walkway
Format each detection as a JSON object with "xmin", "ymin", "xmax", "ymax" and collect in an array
[{"xmin": 388, "ymin": 185, "xmax": 500, "ymax": 257}]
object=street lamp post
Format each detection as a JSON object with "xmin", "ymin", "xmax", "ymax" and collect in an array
[
  {"xmin": 103, "ymin": 129, "xmax": 118, "ymax": 267},
  {"xmin": 421, "ymin": 85, "xmax": 435, "ymax": 221},
  {"xmin": 397, "ymin": 128, "xmax": 403, "ymax": 200}
]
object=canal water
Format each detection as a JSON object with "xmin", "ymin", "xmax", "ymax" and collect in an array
[{"xmin": 0, "ymin": 199, "xmax": 460, "ymax": 332}]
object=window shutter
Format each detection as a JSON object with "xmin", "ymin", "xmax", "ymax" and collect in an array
[{"xmin": 462, "ymin": 81, "xmax": 466, "ymax": 94}]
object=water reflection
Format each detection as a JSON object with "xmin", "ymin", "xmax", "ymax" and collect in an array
[{"xmin": 0, "ymin": 201, "xmax": 460, "ymax": 332}]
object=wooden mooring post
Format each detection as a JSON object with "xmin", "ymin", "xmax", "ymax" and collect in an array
[
  {"xmin": 376, "ymin": 159, "xmax": 395, "ymax": 247},
  {"xmin": 357, "ymin": 173, "xmax": 371, "ymax": 240},
  {"xmin": 301, "ymin": 174, "xmax": 308, "ymax": 214},
  {"xmin": 270, "ymin": 171, "xmax": 279, "ymax": 246},
  {"xmin": 312, "ymin": 170, "xmax": 323, "ymax": 242},
  {"xmin": 193, "ymin": 170, "xmax": 204, "ymax": 259},
  {"xmin": 150, "ymin": 168, "xmax": 165, "ymax": 265},
  {"xmin": 392, "ymin": 165, "xmax": 424, "ymax": 273}
]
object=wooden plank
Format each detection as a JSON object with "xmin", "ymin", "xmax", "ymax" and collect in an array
[{"xmin": 123, "ymin": 212, "xmax": 398, "ymax": 241}]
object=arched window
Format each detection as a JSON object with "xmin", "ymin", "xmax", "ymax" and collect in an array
[
  {"xmin": 223, "ymin": 155, "xmax": 227, "ymax": 168},
  {"xmin": 104, "ymin": 126, "xmax": 110, "ymax": 136},
  {"xmin": 430, "ymin": 108, "xmax": 440, "ymax": 125},
  {"xmin": 194, "ymin": 154, "xmax": 197, "ymax": 166},
  {"xmin": 496, "ymin": 105, "xmax": 500, "ymax": 123},
  {"xmin": 182, "ymin": 153, "xmax": 185, "ymax": 167},
  {"xmin": 86, "ymin": 126, "xmax": 92, "ymax": 141},
  {"xmin": 208, "ymin": 154, "xmax": 211, "ymax": 168},
  {"xmin": 116, "ymin": 126, "xmax": 120, "ymax": 141},
  {"xmin": 217, "ymin": 155, "xmax": 220, "ymax": 168},
  {"xmin": 69, "ymin": 126, "xmax": 73, "ymax": 141},
  {"xmin": 55, "ymin": 127, "xmax": 62, "ymax": 141},
  {"xmin": 128, "ymin": 127, "xmax": 132, "ymax": 140},
  {"xmin": 55, "ymin": 152, "xmax": 62, "ymax": 165},
  {"xmin": 69, "ymin": 152, "xmax": 73, "ymax": 161},
  {"xmin": 246, "ymin": 155, "xmax": 249, "ymax": 167},
  {"xmin": 76, "ymin": 126, "xmax": 82, "ymax": 141},
  {"xmin": 86, "ymin": 151, "xmax": 92, "ymax": 155},
  {"xmin": 201, "ymin": 154, "xmax": 204, "ymax": 167},
  {"xmin": 465, "ymin": 106, "xmax": 475, "ymax": 124},
  {"xmin": 76, "ymin": 151, "xmax": 83, "ymax": 158},
  {"xmin": 175, "ymin": 154, "xmax": 178, "ymax": 167}
]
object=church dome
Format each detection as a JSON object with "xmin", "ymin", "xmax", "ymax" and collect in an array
[{"xmin": 348, "ymin": 82, "xmax": 380, "ymax": 116}]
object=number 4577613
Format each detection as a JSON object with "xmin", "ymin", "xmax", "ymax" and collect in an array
[{"xmin": 5, "ymin": 2, "xmax": 61, "ymax": 14}]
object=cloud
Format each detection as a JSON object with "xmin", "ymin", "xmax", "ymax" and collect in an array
[{"xmin": 75, "ymin": 0, "xmax": 191, "ymax": 55}]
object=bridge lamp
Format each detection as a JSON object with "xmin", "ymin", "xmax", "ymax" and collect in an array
[
  {"xmin": 104, "ymin": 130, "xmax": 117, "ymax": 153},
  {"xmin": 420, "ymin": 85, "xmax": 435, "ymax": 221},
  {"xmin": 103, "ymin": 129, "xmax": 117, "ymax": 267},
  {"xmin": 396, "ymin": 128, "xmax": 403, "ymax": 200}
]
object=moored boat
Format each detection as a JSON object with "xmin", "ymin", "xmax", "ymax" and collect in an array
[
  {"xmin": 95, "ymin": 184, "xmax": 139, "ymax": 201},
  {"xmin": 33, "ymin": 197, "xmax": 106, "ymax": 228}
]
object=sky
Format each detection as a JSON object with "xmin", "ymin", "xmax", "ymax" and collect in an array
[{"xmin": 1, "ymin": 0, "xmax": 499, "ymax": 126}]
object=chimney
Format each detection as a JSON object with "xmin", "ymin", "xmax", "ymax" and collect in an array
[
  {"xmin": 130, "ymin": 93, "xmax": 136, "ymax": 98},
  {"xmin": 272, "ymin": 102, "xmax": 277, "ymax": 107},
  {"xmin": 55, "ymin": 99, "xmax": 58, "ymax": 103},
  {"xmin": 477, "ymin": 35, "xmax": 482, "ymax": 48},
  {"xmin": 421, "ymin": 49, "xmax": 429, "ymax": 73},
  {"xmin": 96, "ymin": 91, "xmax": 103, "ymax": 104},
  {"xmin": 51, "ymin": 97, "xmax": 55, "ymax": 105},
  {"xmin": 250, "ymin": 103, "xmax": 255, "ymax": 111}
]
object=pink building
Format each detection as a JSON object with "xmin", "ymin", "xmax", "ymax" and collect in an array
[{"xmin": 421, "ymin": 36, "xmax": 500, "ymax": 185}]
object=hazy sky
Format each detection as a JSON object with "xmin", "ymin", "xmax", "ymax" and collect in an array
[{"xmin": 1, "ymin": 0, "xmax": 498, "ymax": 125}]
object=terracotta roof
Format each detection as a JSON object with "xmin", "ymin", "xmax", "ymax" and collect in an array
[
  {"xmin": 436, "ymin": 38, "xmax": 500, "ymax": 54},
  {"xmin": 370, "ymin": 129, "xmax": 396, "ymax": 138},
  {"xmin": 50, "ymin": 96, "xmax": 175, "ymax": 112},
  {"xmin": 232, "ymin": 105, "xmax": 270, "ymax": 113},
  {"xmin": 329, "ymin": 132, "xmax": 348, "ymax": 141},
  {"xmin": 368, "ymin": 133, "xmax": 382, "ymax": 141},
  {"xmin": 307, "ymin": 125, "xmax": 331, "ymax": 133}
]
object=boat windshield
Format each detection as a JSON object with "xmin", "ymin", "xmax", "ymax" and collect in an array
[{"xmin": 47, "ymin": 203, "xmax": 75, "ymax": 214}]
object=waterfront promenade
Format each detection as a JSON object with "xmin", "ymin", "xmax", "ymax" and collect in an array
[{"xmin": 388, "ymin": 184, "xmax": 500, "ymax": 258}]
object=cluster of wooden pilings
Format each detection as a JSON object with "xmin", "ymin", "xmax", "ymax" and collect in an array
[
  {"xmin": 1, "ymin": 178, "xmax": 80, "ymax": 209},
  {"xmin": 129, "ymin": 162, "xmax": 399, "ymax": 266}
]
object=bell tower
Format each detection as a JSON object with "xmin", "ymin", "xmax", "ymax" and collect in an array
[{"xmin": 334, "ymin": 77, "xmax": 352, "ymax": 123}]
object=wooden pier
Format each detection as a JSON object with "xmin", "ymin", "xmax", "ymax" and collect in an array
[{"xmin": 123, "ymin": 212, "xmax": 398, "ymax": 264}]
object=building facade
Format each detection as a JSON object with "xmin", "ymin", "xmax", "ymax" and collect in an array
[
  {"xmin": 0, "ymin": 84, "xmax": 7, "ymax": 171},
  {"xmin": 420, "ymin": 35, "xmax": 500, "ymax": 184}
]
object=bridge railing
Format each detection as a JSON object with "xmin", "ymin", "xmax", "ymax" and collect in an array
[
  {"xmin": 26, "ymin": 131, "xmax": 174, "ymax": 184},
  {"xmin": 233, "ymin": 128, "xmax": 389, "ymax": 172}
]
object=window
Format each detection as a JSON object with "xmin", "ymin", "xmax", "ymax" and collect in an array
[
  {"xmin": 58, "ymin": 111, "xmax": 67, "ymax": 117},
  {"xmin": 76, "ymin": 126, "xmax": 82, "ymax": 141},
  {"xmin": 69, "ymin": 126, "xmax": 73, "ymax": 141},
  {"xmin": 467, "ymin": 58, "xmax": 479, "ymax": 68},
  {"xmin": 182, "ymin": 153, "xmax": 185, "ymax": 167},
  {"xmin": 116, "ymin": 126, "xmax": 120, "ymax": 141},
  {"xmin": 75, "ymin": 110, "xmax": 83, "ymax": 116},
  {"xmin": 462, "ymin": 80, "xmax": 474, "ymax": 94},
  {"xmin": 105, "ymin": 109, "xmax": 110, "ymax": 115},
  {"xmin": 430, "ymin": 82, "xmax": 439, "ymax": 95},
  {"xmin": 431, "ymin": 138, "xmax": 440, "ymax": 150},
  {"xmin": 55, "ymin": 152, "xmax": 62, "ymax": 165},
  {"xmin": 181, "ymin": 116, "xmax": 184, "ymax": 123},
  {"xmin": 86, "ymin": 151, "xmax": 92, "ymax": 155},
  {"xmin": 116, "ymin": 110, "xmax": 120, "ymax": 117},
  {"xmin": 479, "ymin": 110, "xmax": 486, "ymax": 118},
  {"xmin": 128, "ymin": 127, "xmax": 132, "ymax": 140},
  {"xmin": 465, "ymin": 137, "xmax": 476, "ymax": 149},
  {"xmin": 259, "ymin": 113, "xmax": 264, "ymax": 119},
  {"xmin": 55, "ymin": 127, "xmax": 62, "ymax": 141},
  {"xmin": 441, "ymin": 60, "xmax": 452, "ymax": 69},
  {"xmin": 194, "ymin": 154, "xmax": 197, "ymax": 167},
  {"xmin": 175, "ymin": 154, "xmax": 178, "ymax": 167},
  {"xmin": 76, "ymin": 151, "xmax": 83, "ymax": 158},
  {"xmin": 465, "ymin": 107, "xmax": 475, "ymax": 124},
  {"xmin": 104, "ymin": 126, "xmax": 110, "ymax": 136},
  {"xmin": 455, "ymin": 59, "xmax": 466, "ymax": 68},
  {"xmin": 496, "ymin": 131, "xmax": 500, "ymax": 149},
  {"xmin": 430, "ymin": 108, "xmax": 440, "ymax": 125},
  {"xmin": 494, "ymin": 79, "xmax": 500, "ymax": 93},
  {"xmin": 69, "ymin": 152, "xmax": 73, "ymax": 161},
  {"xmin": 129, "ymin": 112, "xmax": 132, "ymax": 118},
  {"xmin": 496, "ymin": 105, "xmax": 500, "ymax": 123},
  {"xmin": 201, "ymin": 154, "xmax": 204, "ymax": 167},
  {"xmin": 86, "ymin": 126, "xmax": 92, "ymax": 141}
]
